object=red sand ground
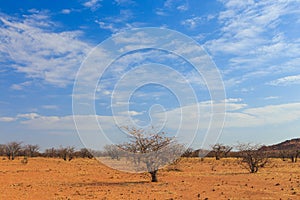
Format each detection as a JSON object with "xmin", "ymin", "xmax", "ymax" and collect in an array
[{"xmin": 0, "ymin": 157, "xmax": 299, "ymax": 199}]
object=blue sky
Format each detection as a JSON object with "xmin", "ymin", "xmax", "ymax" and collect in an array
[{"xmin": 0, "ymin": 0, "xmax": 300, "ymax": 150}]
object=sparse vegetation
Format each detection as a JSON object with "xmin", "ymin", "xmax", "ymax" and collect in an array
[
  {"xmin": 211, "ymin": 143, "xmax": 232, "ymax": 160},
  {"xmin": 0, "ymin": 138, "xmax": 299, "ymax": 200},
  {"xmin": 104, "ymin": 144, "xmax": 121, "ymax": 160},
  {"xmin": 0, "ymin": 157, "xmax": 299, "ymax": 199},
  {"xmin": 58, "ymin": 146, "xmax": 75, "ymax": 161},
  {"xmin": 5, "ymin": 141, "xmax": 22, "ymax": 160},
  {"xmin": 24, "ymin": 144, "xmax": 40, "ymax": 157},
  {"xmin": 287, "ymin": 150, "xmax": 299, "ymax": 163},
  {"xmin": 117, "ymin": 126, "xmax": 185, "ymax": 182},
  {"xmin": 76, "ymin": 148, "xmax": 94, "ymax": 159},
  {"xmin": 236, "ymin": 143, "xmax": 269, "ymax": 173}
]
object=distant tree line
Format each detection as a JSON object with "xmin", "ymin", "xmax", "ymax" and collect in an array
[
  {"xmin": 184, "ymin": 143, "xmax": 300, "ymax": 164},
  {"xmin": 1, "ymin": 138, "xmax": 299, "ymax": 177},
  {"xmin": 1, "ymin": 141, "xmax": 297, "ymax": 163},
  {"xmin": 0, "ymin": 142, "xmax": 95, "ymax": 161}
]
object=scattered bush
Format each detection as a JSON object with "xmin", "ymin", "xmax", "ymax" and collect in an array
[
  {"xmin": 5, "ymin": 141, "xmax": 22, "ymax": 160},
  {"xmin": 117, "ymin": 126, "xmax": 185, "ymax": 182},
  {"xmin": 236, "ymin": 143, "xmax": 269, "ymax": 173},
  {"xmin": 211, "ymin": 143, "xmax": 232, "ymax": 160}
]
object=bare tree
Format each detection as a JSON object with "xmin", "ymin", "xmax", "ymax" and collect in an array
[
  {"xmin": 277, "ymin": 149, "xmax": 299, "ymax": 162},
  {"xmin": 117, "ymin": 127, "xmax": 185, "ymax": 182},
  {"xmin": 58, "ymin": 146, "xmax": 75, "ymax": 161},
  {"xmin": 211, "ymin": 143, "xmax": 232, "ymax": 160},
  {"xmin": 0, "ymin": 144, "xmax": 5, "ymax": 156},
  {"xmin": 104, "ymin": 144, "xmax": 121, "ymax": 160},
  {"xmin": 44, "ymin": 147, "xmax": 58, "ymax": 158},
  {"xmin": 181, "ymin": 147, "xmax": 194, "ymax": 157},
  {"xmin": 5, "ymin": 142, "xmax": 22, "ymax": 160},
  {"xmin": 287, "ymin": 150, "xmax": 299, "ymax": 163},
  {"xmin": 24, "ymin": 144, "xmax": 40, "ymax": 157},
  {"xmin": 77, "ymin": 148, "xmax": 94, "ymax": 159},
  {"xmin": 236, "ymin": 143, "xmax": 269, "ymax": 173}
]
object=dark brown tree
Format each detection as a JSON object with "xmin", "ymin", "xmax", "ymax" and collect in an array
[
  {"xmin": 58, "ymin": 146, "xmax": 75, "ymax": 161},
  {"xmin": 276, "ymin": 150, "xmax": 299, "ymax": 162},
  {"xmin": 5, "ymin": 142, "xmax": 22, "ymax": 160},
  {"xmin": 0, "ymin": 144, "xmax": 5, "ymax": 156},
  {"xmin": 237, "ymin": 143, "xmax": 269, "ymax": 173},
  {"xmin": 44, "ymin": 147, "xmax": 58, "ymax": 158},
  {"xmin": 181, "ymin": 147, "xmax": 194, "ymax": 157},
  {"xmin": 211, "ymin": 143, "xmax": 232, "ymax": 160},
  {"xmin": 24, "ymin": 144, "xmax": 40, "ymax": 157},
  {"xmin": 78, "ymin": 148, "xmax": 94, "ymax": 159}
]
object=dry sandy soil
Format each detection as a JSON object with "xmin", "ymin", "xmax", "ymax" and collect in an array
[{"xmin": 0, "ymin": 157, "xmax": 299, "ymax": 199}]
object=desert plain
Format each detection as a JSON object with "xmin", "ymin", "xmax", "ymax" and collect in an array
[{"xmin": 0, "ymin": 157, "xmax": 299, "ymax": 200}]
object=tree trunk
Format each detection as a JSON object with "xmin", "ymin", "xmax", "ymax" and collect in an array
[
  {"xmin": 291, "ymin": 156, "xmax": 295, "ymax": 163},
  {"xmin": 150, "ymin": 170, "xmax": 158, "ymax": 182}
]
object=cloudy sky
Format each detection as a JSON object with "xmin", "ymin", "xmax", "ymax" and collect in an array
[{"xmin": 0, "ymin": 0, "xmax": 300, "ymax": 150}]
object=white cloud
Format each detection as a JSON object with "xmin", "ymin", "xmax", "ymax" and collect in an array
[
  {"xmin": 2, "ymin": 101, "xmax": 300, "ymax": 149},
  {"xmin": 177, "ymin": 4, "xmax": 188, "ymax": 11},
  {"xmin": 155, "ymin": 9, "xmax": 168, "ymax": 16},
  {"xmin": 41, "ymin": 105, "xmax": 59, "ymax": 110},
  {"xmin": 164, "ymin": 0, "xmax": 189, "ymax": 11},
  {"xmin": 114, "ymin": 0, "xmax": 135, "ymax": 6},
  {"xmin": 95, "ymin": 9, "xmax": 140, "ymax": 33},
  {"xmin": 264, "ymin": 96, "xmax": 279, "ymax": 100},
  {"xmin": 182, "ymin": 14, "xmax": 215, "ymax": 29},
  {"xmin": 0, "ymin": 13, "xmax": 91, "ymax": 87},
  {"xmin": 153, "ymin": 101, "xmax": 300, "ymax": 131},
  {"xmin": 219, "ymin": 0, "xmax": 255, "ymax": 9},
  {"xmin": 0, "ymin": 113, "xmax": 130, "ymax": 149},
  {"xmin": 120, "ymin": 110, "xmax": 143, "ymax": 116},
  {"xmin": 61, "ymin": 9, "xmax": 72, "ymax": 14},
  {"xmin": 83, "ymin": 0, "xmax": 102, "ymax": 11},
  {"xmin": 207, "ymin": 2, "xmax": 299, "ymax": 56},
  {"xmin": 268, "ymin": 74, "xmax": 300, "ymax": 86},
  {"xmin": 204, "ymin": 0, "xmax": 300, "ymax": 87},
  {"xmin": 181, "ymin": 17, "xmax": 202, "ymax": 29},
  {"xmin": 17, "ymin": 113, "xmax": 40, "ymax": 120},
  {"xmin": 3, "ymin": 102, "xmax": 300, "ymax": 130},
  {"xmin": 0, "ymin": 117, "xmax": 16, "ymax": 122},
  {"xmin": 228, "ymin": 103, "xmax": 300, "ymax": 127},
  {"xmin": 10, "ymin": 81, "xmax": 32, "ymax": 90},
  {"xmin": 96, "ymin": 21, "xmax": 118, "ymax": 32},
  {"xmin": 224, "ymin": 98, "xmax": 243, "ymax": 103}
]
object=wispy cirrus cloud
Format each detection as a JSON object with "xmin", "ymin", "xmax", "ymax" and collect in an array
[
  {"xmin": 155, "ymin": 0, "xmax": 189, "ymax": 17},
  {"xmin": 181, "ymin": 17, "xmax": 202, "ymax": 29},
  {"xmin": 95, "ymin": 9, "xmax": 143, "ymax": 33},
  {"xmin": 164, "ymin": 0, "xmax": 189, "ymax": 12},
  {"xmin": 268, "ymin": 74, "xmax": 300, "ymax": 86},
  {"xmin": 0, "ymin": 12, "xmax": 91, "ymax": 87},
  {"xmin": 114, "ymin": 0, "xmax": 135, "ymax": 6},
  {"xmin": 181, "ymin": 15, "xmax": 215, "ymax": 29},
  {"xmin": 10, "ymin": 81, "xmax": 32, "ymax": 90},
  {"xmin": 205, "ymin": 0, "xmax": 300, "ymax": 81},
  {"xmin": 264, "ymin": 96, "xmax": 279, "ymax": 100}
]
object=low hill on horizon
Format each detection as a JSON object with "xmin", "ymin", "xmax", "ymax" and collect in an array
[
  {"xmin": 190, "ymin": 138, "xmax": 300, "ymax": 158},
  {"xmin": 260, "ymin": 138, "xmax": 300, "ymax": 151}
]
